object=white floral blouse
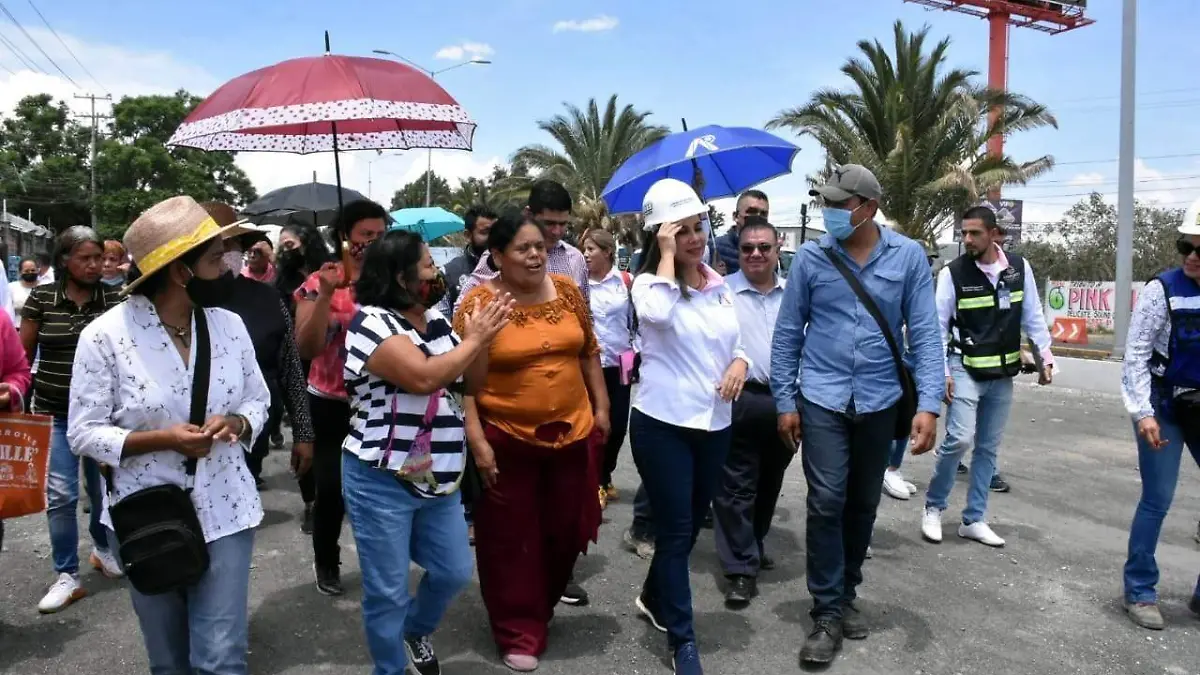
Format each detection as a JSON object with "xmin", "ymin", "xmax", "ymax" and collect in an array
[{"xmin": 67, "ymin": 294, "xmax": 271, "ymax": 543}]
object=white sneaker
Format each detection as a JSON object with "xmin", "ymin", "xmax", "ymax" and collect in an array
[
  {"xmin": 90, "ymin": 547, "xmax": 124, "ymax": 579},
  {"xmin": 921, "ymin": 506, "xmax": 944, "ymax": 543},
  {"xmin": 904, "ymin": 480, "xmax": 918, "ymax": 495},
  {"xmin": 958, "ymin": 521, "xmax": 1006, "ymax": 547},
  {"xmin": 882, "ymin": 470, "xmax": 911, "ymax": 500},
  {"xmin": 38, "ymin": 573, "xmax": 87, "ymax": 614}
]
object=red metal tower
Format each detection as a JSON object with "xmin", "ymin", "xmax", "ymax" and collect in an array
[{"xmin": 904, "ymin": 0, "xmax": 1095, "ymax": 160}]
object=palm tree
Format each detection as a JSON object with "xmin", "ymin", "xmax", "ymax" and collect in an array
[
  {"xmin": 500, "ymin": 95, "xmax": 669, "ymax": 230},
  {"xmin": 767, "ymin": 21, "xmax": 1057, "ymax": 244}
]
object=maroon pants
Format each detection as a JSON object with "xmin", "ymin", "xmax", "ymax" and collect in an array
[{"xmin": 474, "ymin": 425, "xmax": 592, "ymax": 657}]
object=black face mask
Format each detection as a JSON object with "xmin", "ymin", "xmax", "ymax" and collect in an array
[
  {"xmin": 276, "ymin": 248, "xmax": 304, "ymax": 272},
  {"xmin": 186, "ymin": 270, "xmax": 236, "ymax": 308},
  {"xmin": 20, "ymin": 272, "xmax": 38, "ymax": 283}
]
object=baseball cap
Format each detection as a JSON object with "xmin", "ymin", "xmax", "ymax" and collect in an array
[{"xmin": 809, "ymin": 164, "xmax": 883, "ymax": 203}]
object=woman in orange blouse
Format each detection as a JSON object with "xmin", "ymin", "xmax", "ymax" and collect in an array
[{"xmin": 455, "ymin": 210, "xmax": 610, "ymax": 673}]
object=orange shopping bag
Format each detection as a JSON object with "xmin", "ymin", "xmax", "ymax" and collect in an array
[{"xmin": 0, "ymin": 412, "xmax": 54, "ymax": 519}]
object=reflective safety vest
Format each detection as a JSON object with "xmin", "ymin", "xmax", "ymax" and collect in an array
[
  {"xmin": 1149, "ymin": 267, "xmax": 1200, "ymax": 404},
  {"xmin": 947, "ymin": 254, "xmax": 1026, "ymax": 381}
]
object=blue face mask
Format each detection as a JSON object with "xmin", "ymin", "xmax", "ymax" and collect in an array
[
  {"xmin": 822, "ymin": 204, "xmax": 865, "ymax": 241},
  {"xmin": 101, "ymin": 276, "xmax": 124, "ymax": 287}
]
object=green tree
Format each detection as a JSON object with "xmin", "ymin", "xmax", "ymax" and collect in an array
[
  {"xmin": 93, "ymin": 91, "xmax": 257, "ymax": 235},
  {"xmin": 0, "ymin": 94, "xmax": 91, "ymax": 228},
  {"xmin": 506, "ymin": 95, "xmax": 669, "ymax": 204},
  {"xmin": 1015, "ymin": 193, "xmax": 1184, "ymax": 283},
  {"xmin": 767, "ymin": 21, "xmax": 1057, "ymax": 245},
  {"xmin": 390, "ymin": 170, "xmax": 452, "ymax": 211}
]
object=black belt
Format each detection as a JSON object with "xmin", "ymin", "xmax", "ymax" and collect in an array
[{"xmin": 742, "ymin": 380, "xmax": 771, "ymax": 395}]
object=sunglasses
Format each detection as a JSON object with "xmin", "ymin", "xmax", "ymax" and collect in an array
[
  {"xmin": 741, "ymin": 207, "xmax": 769, "ymax": 218},
  {"xmin": 1177, "ymin": 239, "xmax": 1200, "ymax": 257},
  {"xmin": 739, "ymin": 243, "xmax": 775, "ymax": 255}
]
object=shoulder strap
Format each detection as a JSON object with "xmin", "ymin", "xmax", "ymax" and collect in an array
[
  {"xmin": 186, "ymin": 309, "xmax": 212, "ymax": 479},
  {"xmin": 821, "ymin": 247, "xmax": 906, "ymax": 376}
]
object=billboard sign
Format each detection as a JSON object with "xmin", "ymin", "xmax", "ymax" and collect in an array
[
  {"xmin": 953, "ymin": 198, "xmax": 1024, "ymax": 245},
  {"xmin": 1044, "ymin": 280, "xmax": 1143, "ymax": 331}
]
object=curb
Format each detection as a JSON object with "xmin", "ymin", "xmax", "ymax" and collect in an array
[{"xmin": 1051, "ymin": 345, "xmax": 1114, "ymax": 361}]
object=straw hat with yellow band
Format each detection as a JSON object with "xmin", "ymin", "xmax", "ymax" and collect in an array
[{"xmin": 123, "ymin": 196, "xmax": 241, "ymax": 293}]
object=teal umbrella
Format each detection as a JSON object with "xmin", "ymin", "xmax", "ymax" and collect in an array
[{"xmin": 388, "ymin": 207, "xmax": 465, "ymax": 241}]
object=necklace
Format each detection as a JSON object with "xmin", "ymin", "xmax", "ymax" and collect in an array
[{"xmin": 161, "ymin": 317, "xmax": 192, "ymax": 348}]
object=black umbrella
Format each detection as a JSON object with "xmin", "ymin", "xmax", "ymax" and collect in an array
[{"xmin": 241, "ymin": 181, "xmax": 370, "ymax": 228}]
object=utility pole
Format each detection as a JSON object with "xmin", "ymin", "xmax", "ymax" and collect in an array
[
  {"xmin": 1111, "ymin": 0, "xmax": 1137, "ymax": 360},
  {"xmin": 800, "ymin": 204, "xmax": 809, "ymax": 244},
  {"xmin": 75, "ymin": 94, "xmax": 113, "ymax": 229}
]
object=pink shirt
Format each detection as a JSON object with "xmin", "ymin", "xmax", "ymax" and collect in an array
[
  {"xmin": 294, "ymin": 268, "xmax": 357, "ymax": 400},
  {"xmin": 0, "ymin": 311, "xmax": 31, "ymax": 410}
]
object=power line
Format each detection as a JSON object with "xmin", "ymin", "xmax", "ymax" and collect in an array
[
  {"xmin": 24, "ymin": 0, "xmax": 105, "ymax": 93},
  {"xmin": 0, "ymin": 27, "xmax": 41, "ymax": 72},
  {"xmin": 1022, "ymin": 173, "xmax": 1200, "ymax": 187},
  {"xmin": 0, "ymin": 0, "xmax": 78, "ymax": 87},
  {"xmin": 1053, "ymin": 152, "xmax": 1200, "ymax": 166}
]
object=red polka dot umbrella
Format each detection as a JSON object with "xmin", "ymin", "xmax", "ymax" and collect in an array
[{"xmin": 167, "ymin": 35, "xmax": 476, "ymax": 209}]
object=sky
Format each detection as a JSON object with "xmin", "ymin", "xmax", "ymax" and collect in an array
[{"xmin": 1, "ymin": 0, "xmax": 1198, "ymax": 238}]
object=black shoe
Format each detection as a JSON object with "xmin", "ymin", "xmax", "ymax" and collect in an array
[
  {"xmin": 799, "ymin": 619, "xmax": 843, "ymax": 665},
  {"xmin": 635, "ymin": 593, "xmax": 666, "ymax": 633},
  {"xmin": 724, "ymin": 575, "xmax": 757, "ymax": 608},
  {"xmin": 990, "ymin": 473, "xmax": 1011, "ymax": 493},
  {"xmin": 270, "ymin": 433, "xmax": 284, "ymax": 450},
  {"xmin": 560, "ymin": 581, "xmax": 589, "ymax": 606},
  {"xmin": 759, "ymin": 553, "xmax": 776, "ymax": 571},
  {"xmin": 957, "ymin": 462, "xmax": 968, "ymax": 475},
  {"xmin": 314, "ymin": 562, "xmax": 343, "ymax": 596},
  {"xmin": 842, "ymin": 603, "xmax": 869, "ymax": 640},
  {"xmin": 301, "ymin": 503, "xmax": 314, "ymax": 535},
  {"xmin": 403, "ymin": 634, "xmax": 441, "ymax": 675},
  {"xmin": 254, "ymin": 476, "xmax": 269, "ymax": 491},
  {"xmin": 1189, "ymin": 594, "xmax": 1200, "ymax": 617}
]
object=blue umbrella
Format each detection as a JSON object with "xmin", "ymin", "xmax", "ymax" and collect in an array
[
  {"xmin": 601, "ymin": 125, "xmax": 800, "ymax": 214},
  {"xmin": 388, "ymin": 207, "xmax": 465, "ymax": 241}
]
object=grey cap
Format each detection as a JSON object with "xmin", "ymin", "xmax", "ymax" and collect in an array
[{"xmin": 809, "ymin": 164, "xmax": 883, "ymax": 202}]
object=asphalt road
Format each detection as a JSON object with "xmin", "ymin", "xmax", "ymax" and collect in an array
[{"xmin": 3, "ymin": 368, "xmax": 1199, "ymax": 675}]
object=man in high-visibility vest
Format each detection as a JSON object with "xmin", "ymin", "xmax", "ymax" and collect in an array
[{"xmin": 920, "ymin": 206, "xmax": 1055, "ymax": 548}]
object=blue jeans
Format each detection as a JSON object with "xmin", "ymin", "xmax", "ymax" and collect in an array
[
  {"xmin": 1123, "ymin": 413, "xmax": 1200, "ymax": 604},
  {"xmin": 48, "ymin": 415, "xmax": 108, "ymax": 574},
  {"xmin": 888, "ymin": 438, "xmax": 909, "ymax": 469},
  {"xmin": 800, "ymin": 397, "xmax": 898, "ymax": 620},
  {"xmin": 631, "ymin": 409, "xmax": 731, "ymax": 647},
  {"xmin": 342, "ymin": 453, "xmax": 474, "ymax": 675},
  {"xmin": 115, "ymin": 528, "xmax": 255, "ymax": 675},
  {"xmin": 631, "ymin": 482, "xmax": 653, "ymax": 539},
  {"xmin": 924, "ymin": 358, "xmax": 1014, "ymax": 525}
]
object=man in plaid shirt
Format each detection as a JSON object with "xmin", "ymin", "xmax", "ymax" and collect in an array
[{"xmin": 452, "ymin": 180, "xmax": 589, "ymax": 311}]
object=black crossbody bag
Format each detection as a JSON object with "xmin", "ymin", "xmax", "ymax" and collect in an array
[
  {"xmin": 822, "ymin": 248, "xmax": 918, "ymax": 440},
  {"xmin": 107, "ymin": 310, "xmax": 212, "ymax": 595}
]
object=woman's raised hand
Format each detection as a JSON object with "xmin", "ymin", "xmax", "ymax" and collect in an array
[{"xmin": 462, "ymin": 294, "xmax": 515, "ymax": 343}]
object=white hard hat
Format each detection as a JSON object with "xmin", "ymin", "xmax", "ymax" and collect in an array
[
  {"xmin": 1181, "ymin": 196, "xmax": 1200, "ymax": 235},
  {"xmin": 642, "ymin": 178, "xmax": 705, "ymax": 230}
]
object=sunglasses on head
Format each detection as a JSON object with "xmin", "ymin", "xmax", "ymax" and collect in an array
[
  {"xmin": 1177, "ymin": 239, "xmax": 1200, "ymax": 257},
  {"xmin": 739, "ymin": 243, "xmax": 774, "ymax": 255}
]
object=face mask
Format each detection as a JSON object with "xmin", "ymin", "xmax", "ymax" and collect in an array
[
  {"xmin": 20, "ymin": 272, "xmax": 38, "ymax": 283},
  {"xmin": 416, "ymin": 272, "xmax": 448, "ymax": 308},
  {"xmin": 346, "ymin": 240, "xmax": 368, "ymax": 262},
  {"xmin": 101, "ymin": 276, "xmax": 124, "ymax": 287},
  {"xmin": 185, "ymin": 269, "xmax": 235, "ymax": 308},
  {"xmin": 276, "ymin": 248, "xmax": 303, "ymax": 271},
  {"xmin": 822, "ymin": 205, "xmax": 864, "ymax": 241},
  {"xmin": 222, "ymin": 251, "xmax": 245, "ymax": 276}
]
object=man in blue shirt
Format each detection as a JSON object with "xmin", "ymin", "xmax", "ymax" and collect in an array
[
  {"xmin": 770, "ymin": 165, "xmax": 943, "ymax": 666},
  {"xmin": 714, "ymin": 190, "xmax": 770, "ymax": 274}
]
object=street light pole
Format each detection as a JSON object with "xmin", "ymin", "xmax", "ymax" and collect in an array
[
  {"xmin": 1112, "ymin": 0, "xmax": 1137, "ymax": 360},
  {"xmin": 371, "ymin": 50, "xmax": 490, "ymax": 208}
]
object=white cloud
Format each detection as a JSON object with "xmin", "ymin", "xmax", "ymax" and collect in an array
[
  {"xmin": 433, "ymin": 42, "xmax": 494, "ymax": 62},
  {"xmin": 0, "ymin": 24, "xmax": 499, "ymax": 210},
  {"xmin": 552, "ymin": 15, "xmax": 619, "ymax": 33}
]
